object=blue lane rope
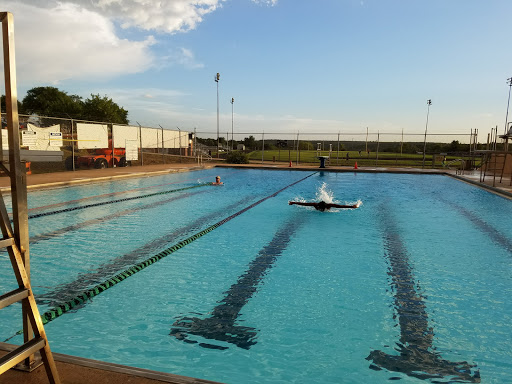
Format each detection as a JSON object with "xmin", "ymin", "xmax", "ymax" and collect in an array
[{"xmin": 3, "ymin": 172, "xmax": 316, "ymax": 342}]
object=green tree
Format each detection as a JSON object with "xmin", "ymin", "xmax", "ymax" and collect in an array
[
  {"xmin": 22, "ymin": 86, "xmax": 83, "ymax": 118},
  {"xmin": 299, "ymin": 141, "xmax": 314, "ymax": 150},
  {"xmin": 447, "ymin": 140, "xmax": 462, "ymax": 152},
  {"xmin": 82, "ymin": 94, "xmax": 128, "ymax": 124},
  {"xmin": 226, "ymin": 151, "xmax": 249, "ymax": 164},
  {"xmin": 243, "ymin": 135, "xmax": 256, "ymax": 149},
  {"xmin": 402, "ymin": 142, "xmax": 421, "ymax": 154},
  {"xmin": 0, "ymin": 95, "xmax": 24, "ymax": 114},
  {"xmin": 196, "ymin": 137, "xmax": 217, "ymax": 147}
]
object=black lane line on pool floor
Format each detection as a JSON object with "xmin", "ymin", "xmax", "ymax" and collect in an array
[
  {"xmin": 24, "ymin": 183, "xmax": 213, "ymax": 221},
  {"xmin": 437, "ymin": 196, "xmax": 512, "ymax": 254},
  {"xmin": 39, "ymin": 195, "xmax": 256, "ymax": 307},
  {"xmin": 3, "ymin": 172, "xmax": 316, "ymax": 342},
  {"xmin": 366, "ymin": 202, "xmax": 480, "ymax": 383},
  {"xmin": 170, "ymin": 214, "xmax": 305, "ymax": 350}
]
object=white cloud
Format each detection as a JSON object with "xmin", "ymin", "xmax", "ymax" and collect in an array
[
  {"xmin": 157, "ymin": 47, "xmax": 204, "ymax": 70},
  {"xmin": 177, "ymin": 48, "xmax": 204, "ymax": 69},
  {"xmin": 3, "ymin": 2, "xmax": 156, "ymax": 85},
  {"xmin": 251, "ymin": 0, "xmax": 278, "ymax": 6},
  {"xmin": 2, "ymin": 1, "xmax": 219, "ymax": 85},
  {"xmin": 57, "ymin": 0, "xmax": 225, "ymax": 34}
]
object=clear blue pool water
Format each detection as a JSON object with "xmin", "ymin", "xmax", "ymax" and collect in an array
[{"xmin": 1, "ymin": 168, "xmax": 511, "ymax": 383}]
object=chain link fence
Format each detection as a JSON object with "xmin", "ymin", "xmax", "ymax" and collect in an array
[
  {"xmin": 196, "ymin": 129, "xmax": 499, "ymax": 171},
  {"xmin": 1, "ymin": 113, "xmax": 507, "ymax": 174},
  {"xmin": 1, "ymin": 113, "xmax": 196, "ymax": 174}
]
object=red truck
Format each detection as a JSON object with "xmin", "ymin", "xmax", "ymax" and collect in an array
[{"xmin": 66, "ymin": 140, "xmax": 127, "ymax": 170}]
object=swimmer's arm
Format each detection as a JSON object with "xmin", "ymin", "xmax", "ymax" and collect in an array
[
  {"xmin": 289, "ymin": 201, "xmax": 316, "ymax": 207},
  {"xmin": 328, "ymin": 202, "xmax": 361, "ymax": 209}
]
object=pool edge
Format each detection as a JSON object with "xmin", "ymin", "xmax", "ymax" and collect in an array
[{"xmin": 0, "ymin": 342, "xmax": 223, "ymax": 384}]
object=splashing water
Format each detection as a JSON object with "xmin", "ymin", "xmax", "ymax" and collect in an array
[
  {"xmin": 315, "ymin": 183, "xmax": 334, "ymax": 204},
  {"xmin": 291, "ymin": 182, "xmax": 362, "ymax": 209}
]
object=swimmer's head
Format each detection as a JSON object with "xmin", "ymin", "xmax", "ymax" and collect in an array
[
  {"xmin": 215, "ymin": 176, "xmax": 221, "ymax": 182},
  {"xmin": 317, "ymin": 201, "xmax": 327, "ymax": 211}
]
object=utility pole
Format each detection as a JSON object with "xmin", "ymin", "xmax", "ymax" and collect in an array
[
  {"xmin": 231, "ymin": 97, "xmax": 235, "ymax": 151},
  {"xmin": 504, "ymin": 77, "xmax": 512, "ymax": 135},
  {"xmin": 215, "ymin": 73, "xmax": 220, "ymax": 157}
]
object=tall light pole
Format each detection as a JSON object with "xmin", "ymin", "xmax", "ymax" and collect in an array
[
  {"xmin": 422, "ymin": 99, "xmax": 432, "ymax": 168},
  {"xmin": 215, "ymin": 72, "xmax": 220, "ymax": 157},
  {"xmin": 231, "ymin": 97, "xmax": 234, "ymax": 151},
  {"xmin": 505, "ymin": 77, "xmax": 512, "ymax": 135}
]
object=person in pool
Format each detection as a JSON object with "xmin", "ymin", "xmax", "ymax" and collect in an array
[
  {"xmin": 212, "ymin": 176, "xmax": 223, "ymax": 185},
  {"xmin": 289, "ymin": 200, "xmax": 360, "ymax": 211}
]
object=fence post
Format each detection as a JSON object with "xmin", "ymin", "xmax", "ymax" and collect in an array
[
  {"xmin": 194, "ymin": 127, "xmax": 197, "ymax": 164},
  {"xmin": 296, "ymin": 132, "xmax": 299, "ymax": 165},
  {"xmin": 111, "ymin": 123, "xmax": 115, "ymax": 167},
  {"xmin": 365, "ymin": 127, "xmax": 368, "ymax": 157},
  {"xmin": 337, "ymin": 132, "xmax": 340, "ymax": 166},
  {"xmin": 178, "ymin": 127, "xmax": 182, "ymax": 162},
  {"xmin": 71, "ymin": 118, "xmax": 75, "ymax": 171},
  {"xmin": 400, "ymin": 128, "xmax": 403, "ymax": 159},
  {"xmin": 262, "ymin": 132, "xmax": 264, "ymax": 164},
  {"xmin": 376, "ymin": 131, "xmax": 380, "ymax": 166},
  {"xmin": 137, "ymin": 122, "xmax": 143, "ymax": 166},
  {"xmin": 159, "ymin": 125, "xmax": 165, "ymax": 164}
]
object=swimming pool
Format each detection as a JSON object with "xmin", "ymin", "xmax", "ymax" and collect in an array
[{"xmin": 1, "ymin": 168, "xmax": 510, "ymax": 383}]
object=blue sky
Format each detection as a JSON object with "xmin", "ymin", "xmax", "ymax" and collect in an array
[{"xmin": 2, "ymin": 0, "xmax": 512, "ymax": 141}]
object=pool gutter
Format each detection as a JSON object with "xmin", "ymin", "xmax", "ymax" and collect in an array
[{"xmin": 447, "ymin": 173, "xmax": 512, "ymax": 200}]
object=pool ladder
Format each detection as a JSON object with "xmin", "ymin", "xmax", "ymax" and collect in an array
[{"xmin": 0, "ymin": 197, "xmax": 60, "ymax": 383}]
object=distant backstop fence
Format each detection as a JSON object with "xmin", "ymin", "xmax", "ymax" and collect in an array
[{"xmin": 0, "ymin": 113, "xmax": 508, "ymax": 174}]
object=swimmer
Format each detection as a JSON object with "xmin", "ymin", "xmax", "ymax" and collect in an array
[
  {"xmin": 289, "ymin": 200, "xmax": 360, "ymax": 212},
  {"xmin": 212, "ymin": 176, "xmax": 223, "ymax": 185}
]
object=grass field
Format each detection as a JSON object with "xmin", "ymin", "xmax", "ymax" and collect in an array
[{"xmin": 246, "ymin": 150, "xmax": 478, "ymax": 169}]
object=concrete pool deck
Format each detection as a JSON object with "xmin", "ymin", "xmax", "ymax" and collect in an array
[
  {"xmin": 1, "ymin": 160, "xmax": 511, "ymax": 383},
  {"xmin": 0, "ymin": 343, "xmax": 221, "ymax": 384}
]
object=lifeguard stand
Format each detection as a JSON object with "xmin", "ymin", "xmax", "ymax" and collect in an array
[
  {"xmin": 0, "ymin": 12, "xmax": 60, "ymax": 383},
  {"xmin": 478, "ymin": 124, "xmax": 512, "ymax": 187}
]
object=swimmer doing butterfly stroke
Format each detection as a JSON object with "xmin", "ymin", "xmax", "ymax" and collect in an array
[
  {"xmin": 289, "ymin": 200, "xmax": 361, "ymax": 212},
  {"xmin": 289, "ymin": 182, "xmax": 361, "ymax": 212}
]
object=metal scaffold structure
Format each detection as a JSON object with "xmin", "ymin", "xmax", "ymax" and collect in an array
[
  {"xmin": 0, "ymin": 11, "xmax": 60, "ymax": 383},
  {"xmin": 477, "ymin": 77, "xmax": 512, "ymax": 187},
  {"xmin": 478, "ymin": 122, "xmax": 512, "ymax": 187}
]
